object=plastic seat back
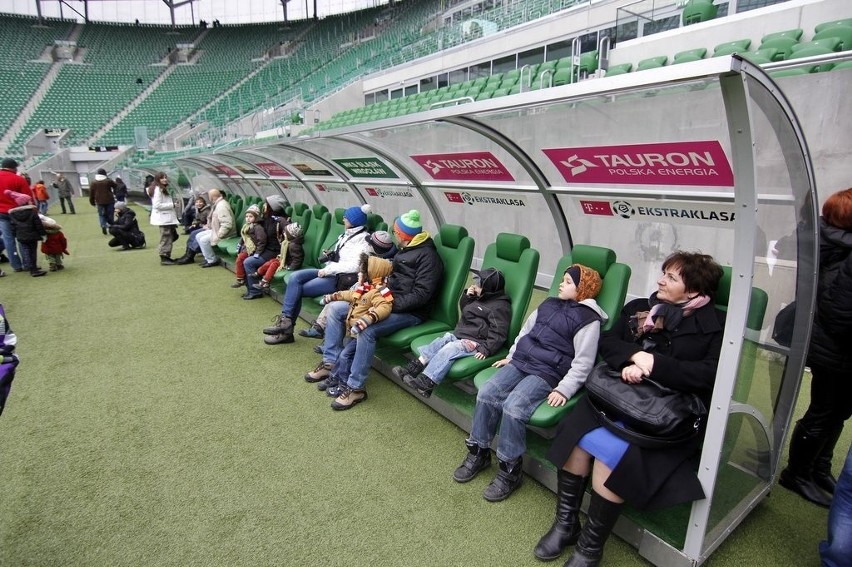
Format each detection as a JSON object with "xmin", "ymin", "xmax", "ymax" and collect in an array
[
  {"xmin": 605, "ymin": 63, "xmax": 632, "ymax": 76},
  {"xmin": 636, "ymin": 56, "xmax": 668, "ymax": 71},
  {"xmin": 682, "ymin": 0, "xmax": 717, "ymax": 25},
  {"xmin": 379, "ymin": 225, "xmax": 475, "ymax": 348},
  {"xmin": 813, "ymin": 25, "xmax": 852, "ymax": 51},
  {"xmin": 302, "ymin": 204, "xmax": 331, "ymax": 269},
  {"xmin": 713, "ymin": 39, "xmax": 752, "ymax": 56}
]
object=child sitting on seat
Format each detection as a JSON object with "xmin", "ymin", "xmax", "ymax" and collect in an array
[
  {"xmin": 230, "ymin": 205, "xmax": 265, "ymax": 290},
  {"xmin": 39, "ymin": 215, "xmax": 70, "ymax": 271},
  {"xmin": 251, "ymin": 222, "xmax": 304, "ymax": 293},
  {"xmin": 305, "ymin": 253, "xmax": 393, "ymax": 410},
  {"xmin": 392, "ymin": 267, "xmax": 511, "ymax": 398},
  {"xmin": 452, "ymin": 264, "xmax": 605, "ymax": 503}
]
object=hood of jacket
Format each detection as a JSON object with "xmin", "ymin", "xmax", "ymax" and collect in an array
[{"xmin": 94, "ymin": 174, "xmax": 107, "ymax": 182}]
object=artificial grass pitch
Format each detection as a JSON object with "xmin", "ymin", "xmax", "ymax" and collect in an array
[{"xmin": 0, "ymin": 202, "xmax": 845, "ymax": 566}]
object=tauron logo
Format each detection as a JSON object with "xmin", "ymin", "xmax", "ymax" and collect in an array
[
  {"xmin": 612, "ymin": 200, "xmax": 635, "ymax": 218},
  {"xmin": 423, "ymin": 160, "xmax": 443, "ymax": 175},
  {"xmin": 560, "ymin": 155, "xmax": 597, "ymax": 176}
]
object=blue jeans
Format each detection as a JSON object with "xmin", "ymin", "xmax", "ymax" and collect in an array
[
  {"xmin": 331, "ymin": 338, "xmax": 358, "ymax": 384},
  {"xmin": 821, "ymin": 445, "xmax": 852, "ymax": 567},
  {"xmin": 417, "ymin": 333, "xmax": 476, "ymax": 384},
  {"xmin": 321, "ymin": 300, "xmax": 351, "ymax": 365},
  {"xmin": 243, "ymin": 253, "xmax": 272, "ymax": 297},
  {"xmin": 0, "ymin": 215, "xmax": 21, "ymax": 270},
  {"xmin": 324, "ymin": 300, "xmax": 421, "ymax": 390},
  {"xmin": 281, "ymin": 268, "xmax": 337, "ymax": 320},
  {"xmin": 186, "ymin": 227, "xmax": 205, "ymax": 253},
  {"xmin": 96, "ymin": 203, "xmax": 114, "ymax": 229},
  {"xmin": 469, "ymin": 363, "xmax": 551, "ymax": 463}
]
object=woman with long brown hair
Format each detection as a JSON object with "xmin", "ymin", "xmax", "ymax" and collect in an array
[{"xmin": 148, "ymin": 172, "xmax": 179, "ymax": 265}]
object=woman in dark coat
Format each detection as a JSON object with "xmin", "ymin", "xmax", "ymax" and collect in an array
[
  {"xmin": 534, "ymin": 251, "xmax": 725, "ymax": 567},
  {"xmin": 779, "ymin": 188, "xmax": 852, "ymax": 508}
]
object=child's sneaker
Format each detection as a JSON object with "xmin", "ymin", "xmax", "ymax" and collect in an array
[
  {"xmin": 230, "ymin": 279, "xmax": 245, "ymax": 288},
  {"xmin": 253, "ymin": 280, "xmax": 271, "ymax": 292},
  {"xmin": 298, "ymin": 324, "xmax": 324, "ymax": 339}
]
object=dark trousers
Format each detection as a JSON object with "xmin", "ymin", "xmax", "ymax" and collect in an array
[
  {"xmin": 60, "ymin": 197, "xmax": 76, "ymax": 214},
  {"xmin": 17, "ymin": 240, "xmax": 39, "ymax": 272},
  {"xmin": 800, "ymin": 363, "xmax": 852, "ymax": 437}
]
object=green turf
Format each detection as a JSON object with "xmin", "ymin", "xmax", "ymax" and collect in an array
[{"xmin": 0, "ymin": 202, "xmax": 845, "ymax": 566}]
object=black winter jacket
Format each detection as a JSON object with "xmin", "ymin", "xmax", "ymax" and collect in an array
[
  {"xmin": 807, "ymin": 218, "xmax": 852, "ymax": 370},
  {"xmin": 387, "ymin": 236, "xmax": 443, "ymax": 319},
  {"xmin": 452, "ymin": 290, "xmax": 511, "ymax": 356},
  {"xmin": 8, "ymin": 205, "xmax": 45, "ymax": 242},
  {"xmin": 112, "ymin": 208, "xmax": 139, "ymax": 232}
]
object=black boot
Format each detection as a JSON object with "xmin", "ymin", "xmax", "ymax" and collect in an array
[
  {"xmin": 160, "ymin": 255, "xmax": 176, "ymax": 265},
  {"xmin": 175, "ymin": 251, "xmax": 197, "ymax": 265},
  {"xmin": 391, "ymin": 358, "xmax": 425, "ymax": 381},
  {"xmin": 564, "ymin": 491, "xmax": 624, "ymax": 567},
  {"xmin": 483, "ymin": 456, "xmax": 523, "ymax": 502},
  {"xmin": 453, "ymin": 440, "xmax": 491, "ymax": 483},
  {"xmin": 813, "ymin": 426, "xmax": 843, "ymax": 494},
  {"xmin": 534, "ymin": 470, "xmax": 588, "ymax": 561},
  {"xmin": 778, "ymin": 422, "xmax": 833, "ymax": 508}
]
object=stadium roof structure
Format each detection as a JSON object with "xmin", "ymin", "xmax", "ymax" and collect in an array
[{"xmin": 6, "ymin": 0, "xmax": 395, "ymax": 26}]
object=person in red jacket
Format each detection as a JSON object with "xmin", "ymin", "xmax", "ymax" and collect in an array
[
  {"xmin": 40, "ymin": 216, "xmax": 69, "ymax": 271},
  {"xmin": 0, "ymin": 158, "xmax": 35, "ymax": 272}
]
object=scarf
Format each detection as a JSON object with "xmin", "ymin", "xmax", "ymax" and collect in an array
[
  {"xmin": 275, "ymin": 238, "xmax": 291, "ymax": 272},
  {"xmin": 634, "ymin": 292, "xmax": 711, "ymax": 337}
]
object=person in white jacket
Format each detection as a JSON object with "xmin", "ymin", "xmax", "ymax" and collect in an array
[{"xmin": 147, "ymin": 172, "xmax": 179, "ymax": 265}]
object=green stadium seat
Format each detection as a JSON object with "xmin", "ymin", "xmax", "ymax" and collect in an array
[
  {"xmin": 409, "ymin": 233, "xmax": 540, "ymax": 383},
  {"xmin": 673, "ymin": 48, "xmax": 707, "ymax": 64},
  {"xmin": 473, "ymin": 245, "xmax": 631, "ymax": 428},
  {"xmin": 579, "ymin": 50, "xmax": 599, "ymax": 74},
  {"xmin": 682, "ymin": 0, "xmax": 717, "ymax": 25},
  {"xmin": 761, "ymin": 29, "xmax": 804, "ymax": 43},
  {"xmin": 814, "ymin": 18, "xmax": 852, "ymax": 34},
  {"xmin": 636, "ymin": 56, "xmax": 668, "ymax": 71},
  {"xmin": 758, "ymin": 37, "xmax": 799, "ymax": 60},
  {"xmin": 604, "ymin": 63, "xmax": 632, "ymax": 76},
  {"xmin": 741, "ymin": 48, "xmax": 779, "ymax": 65},
  {"xmin": 813, "ymin": 25, "xmax": 852, "ymax": 51},
  {"xmin": 378, "ymin": 224, "xmax": 475, "ymax": 349},
  {"xmin": 713, "ymin": 39, "xmax": 752, "ymax": 57},
  {"xmin": 303, "ymin": 204, "xmax": 331, "ymax": 270}
]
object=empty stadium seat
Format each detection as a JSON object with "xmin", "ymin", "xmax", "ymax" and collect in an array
[
  {"xmin": 682, "ymin": 0, "xmax": 718, "ymax": 25},
  {"xmin": 604, "ymin": 63, "xmax": 632, "ymax": 76},
  {"xmin": 636, "ymin": 56, "xmax": 668, "ymax": 71},
  {"xmin": 673, "ymin": 48, "xmax": 708, "ymax": 64},
  {"xmin": 472, "ymin": 245, "xmax": 630, "ymax": 428},
  {"xmin": 408, "ymin": 233, "xmax": 540, "ymax": 383},
  {"xmin": 378, "ymin": 224, "xmax": 475, "ymax": 349},
  {"xmin": 713, "ymin": 39, "xmax": 752, "ymax": 56},
  {"xmin": 813, "ymin": 25, "xmax": 852, "ymax": 51},
  {"xmin": 758, "ymin": 37, "xmax": 799, "ymax": 60}
]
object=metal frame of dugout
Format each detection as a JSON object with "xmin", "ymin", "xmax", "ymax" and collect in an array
[{"xmin": 174, "ymin": 55, "xmax": 819, "ymax": 566}]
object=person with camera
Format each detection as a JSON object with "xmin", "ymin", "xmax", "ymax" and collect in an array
[
  {"xmin": 533, "ymin": 251, "xmax": 725, "ymax": 567},
  {"xmin": 263, "ymin": 204, "xmax": 372, "ymax": 345}
]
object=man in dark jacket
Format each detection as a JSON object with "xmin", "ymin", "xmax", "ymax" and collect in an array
[
  {"xmin": 52, "ymin": 173, "xmax": 76, "ymax": 214},
  {"xmin": 325, "ymin": 209, "xmax": 444, "ymax": 410},
  {"xmin": 107, "ymin": 202, "xmax": 145, "ymax": 250},
  {"xmin": 88, "ymin": 168, "xmax": 116, "ymax": 235}
]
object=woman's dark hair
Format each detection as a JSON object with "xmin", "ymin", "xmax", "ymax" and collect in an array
[
  {"xmin": 661, "ymin": 251, "xmax": 723, "ymax": 298},
  {"xmin": 154, "ymin": 171, "xmax": 170, "ymax": 195},
  {"xmin": 823, "ymin": 188, "xmax": 852, "ymax": 231}
]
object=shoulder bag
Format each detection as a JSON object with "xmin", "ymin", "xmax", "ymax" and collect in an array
[{"xmin": 584, "ymin": 362, "xmax": 707, "ymax": 449}]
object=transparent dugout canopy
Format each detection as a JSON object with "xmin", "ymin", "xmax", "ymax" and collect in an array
[{"xmin": 176, "ymin": 56, "xmax": 818, "ymax": 566}]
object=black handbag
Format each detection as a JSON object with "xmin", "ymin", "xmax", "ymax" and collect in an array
[
  {"xmin": 335, "ymin": 272, "xmax": 359, "ymax": 291},
  {"xmin": 584, "ymin": 362, "xmax": 707, "ymax": 449},
  {"xmin": 772, "ymin": 301, "xmax": 795, "ymax": 347}
]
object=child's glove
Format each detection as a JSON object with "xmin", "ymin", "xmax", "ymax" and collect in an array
[{"xmin": 351, "ymin": 317, "xmax": 371, "ymax": 334}]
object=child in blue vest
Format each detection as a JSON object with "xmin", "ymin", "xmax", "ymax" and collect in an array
[{"xmin": 453, "ymin": 264, "xmax": 606, "ymax": 502}]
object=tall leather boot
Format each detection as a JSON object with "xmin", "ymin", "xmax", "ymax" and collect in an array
[
  {"xmin": 534, "ymin": 470, "xmax": 588, "ymax": 561},
  {"xmin": 813, "ymin": 426, "xmax": 843, "ymax": 494},
  {"xmin": 564, "ymin": 490, "xmax": 624, "ymax": 567},
  {"xmin": 778, "ymin": 422, "xmax": 833, "ymax": 508}
]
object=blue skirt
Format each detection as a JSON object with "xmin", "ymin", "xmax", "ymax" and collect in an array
[{"xmin": 578, "ymin": 425, "xmax": 630, "ymax": 470}]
